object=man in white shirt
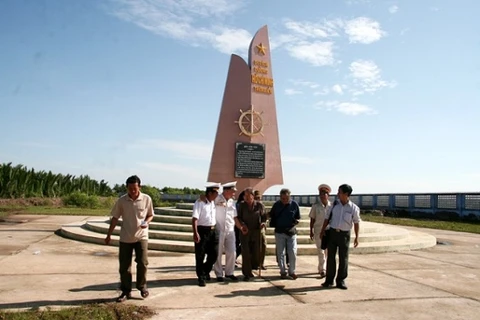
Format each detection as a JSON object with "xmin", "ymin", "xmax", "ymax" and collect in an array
[
  {"xmin": 309, "ymin": 183, "xmax": 332, "ymax": 278},
  {"xmin": 104, "ymin": 175, "xmax": 154, "ymax": 302},
  {"xmin": 320, "ymin": 184, "xmax": 361, "ymax": 290},
  {"xmin": 213, "ymin": 181, "xmax": 239, "ymax": 282},
  {"xmin": 192, "ymin": 183, "xmax": 220, "ymax": 287}
]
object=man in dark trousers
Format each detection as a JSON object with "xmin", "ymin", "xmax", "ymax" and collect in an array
[
  {"xmin": 320, "ymin": 184, "xmax": 361, "ymax": 290},
  {"xmin": 105, "ymin": 175, "xmax": 154, "ymax": 302},
  {"xmin": 192, "ymin": 183, "xmax": 221, "ymax": 287},
  {"xmin": 234, "ymin": 187, "xmax": 266, "ymax": 281}
]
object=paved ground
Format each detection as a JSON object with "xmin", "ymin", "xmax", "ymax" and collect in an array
[{"xmin": 0, "ymin": 215, "xmax": 479, "ymax": 320}]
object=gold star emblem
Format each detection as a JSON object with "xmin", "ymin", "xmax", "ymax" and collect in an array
[{"xmin": 256, "ymin": 43, "xmax": 267, "ymax": 55}]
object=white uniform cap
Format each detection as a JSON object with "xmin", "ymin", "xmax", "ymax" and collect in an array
[
  {"xmin": 205, "ymin": 182, "xmax": 221, "ymax": 191},
  {"xmin": 221, "ymin": 181, "xmax": 237, "ymax": 191},
  {"xmin": 318, "ymin": 184, "xmax": 332, "ymax": 193}
]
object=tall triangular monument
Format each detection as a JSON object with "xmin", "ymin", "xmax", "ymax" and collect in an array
[{"xmin": 208, "ymin": 25, "xmax": 283, "ymax": 194}]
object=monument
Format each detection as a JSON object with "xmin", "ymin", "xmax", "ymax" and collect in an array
[{"xmin": 207, "ymin": 25, "xmax": 283, "ymax": 194}]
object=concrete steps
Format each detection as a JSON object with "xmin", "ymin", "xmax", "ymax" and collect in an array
[{"xmin": 59, "ymin": 203, "xmax": 437, "ymax": 255}]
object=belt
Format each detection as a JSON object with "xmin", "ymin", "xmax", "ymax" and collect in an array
[
  {"xmin": 333, "ymin": 228, "xmax": 349, "ymax": 233},
  {"xmin": 198, "ymin": 225, "xmax": 216, "ymax": 230}
]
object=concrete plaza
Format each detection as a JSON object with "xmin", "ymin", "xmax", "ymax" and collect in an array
[{"xmin": 0, "ymin": 215, "xmax": 479, "ymax": 319}]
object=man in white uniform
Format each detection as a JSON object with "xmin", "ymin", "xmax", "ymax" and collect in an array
[
  {"xmin": 213, "ymin": 181, "xmax": 239, "ymax": 282},
  {"xmin": 192, "ymin": 182, "xmax": 221, "ymax": 287},
  {"xmin": 309, "ymin": 183, "xmax": 332, "ymax": 278}
]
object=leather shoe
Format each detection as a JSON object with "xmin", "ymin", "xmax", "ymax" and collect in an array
[
  {"xmin": 205, "ymin": 274, "xmax": 211, "ymax": 280},
  {"xmin": 289, "ymin": 273, "xmax": 298, "ymax": 280},
  {"xmin": 116, "ymin": 292, "xmax": 131, "ymax": 303},
  {"xmin": 216, "ymin": 277, "xmax": 224, "ymax": 282},
  {"xmin": 336, "ymin": 283, "xmax": 348, "ymax": 290},
  {"xmin": 321, "ymin": 282, "xmax": 333, "ymax": 288},
  {"xmin": 198, "ymin": 279, "xmax": 206, "ymax": 287},
  {"xmin": 226, "ymin": 275, "xmax": 238, "ymax": 281}
]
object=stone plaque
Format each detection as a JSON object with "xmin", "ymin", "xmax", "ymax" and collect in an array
[{"xmin": 235, "ymin": 142, "xmax": 265, "ymax": 179}]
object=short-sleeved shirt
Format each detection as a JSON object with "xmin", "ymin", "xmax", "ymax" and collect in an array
[
  {"xmin": 309, "ymin": 200, "xmax": 331, "ymax": 234},
  {"xmin": 235, "ymin": 201, "xmax": 266, "ymax": 230},
  {"xmin": 325, "ymin": 200, "xmax": 361, "ymax": 231},
  {"xmin": 214, "ymin": 194, "xmax": 236, "ymax": 232},
  {"xmin": 192, "ymin": 199, "xmax": 216, "ymax": 227},
  {"xmin": 111, "ymin": 192, "xmax": 154, "ymax": 243}
]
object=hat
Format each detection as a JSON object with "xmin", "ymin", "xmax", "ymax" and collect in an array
[
  {"xmin": 222, "ymin": 181, "xmax": 237, "ymax": 191},
  {"xmin": 318, "ymin": 184, "xmax": 331, "ymax": 193},
  {"xmin": 205, "ymin": 182, "xmax": 221, "ymax": 192}
]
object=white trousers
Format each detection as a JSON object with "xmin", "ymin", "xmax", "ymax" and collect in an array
[
  {"xmin": 214, "ymin": 230, "xmax": 236, "ymax": 277},
  {"xmin": 314, "ymin": 232, "xmax": 326, "ymax": 273}
]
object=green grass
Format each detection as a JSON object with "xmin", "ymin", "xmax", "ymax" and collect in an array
[
  {"xmin": 0, "ymin": 303, "xmax": 155, "ymax": 320},
  {"xmin": 362, "ymin": 214, "xmax": 480, "ymax": 234},
  {"xmin": 0, "ymin": 206, "xmax": 110, "ymax": 217},
  {"xmin": 0, "ymin": 201, "xmax": 176, "ymax": 219}
]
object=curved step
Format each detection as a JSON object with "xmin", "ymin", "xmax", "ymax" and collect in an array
[
  {"xmin": 168, "ymin": 204, "xmax": 312, "ymax": 214},
  {"xmin": 60, "ymin": 221, "xmax": 436, "ymax": 255},
  {"xmin": 153, "ymin": 214, "xmax": 311, "ymax": 228},
  {"xmin": 85, "ymin": 221, "xmax": 409, "ymax": 244}
]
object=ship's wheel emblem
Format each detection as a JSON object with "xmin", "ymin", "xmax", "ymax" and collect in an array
[{"xmin": 235, "ymin": 105, "xmax": 266, "ymax": 137}]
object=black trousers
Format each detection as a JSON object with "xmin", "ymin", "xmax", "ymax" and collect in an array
[
  {"xmin": 234, "ymin": 226, "xmax": 242, "ymax": 259},
  {"xmin": 325, "ymin": 230, "xmax": 351, "ymax": 285},
  {"xmin": 119, "ymin": 240, "xmax": 148, "ymax": 294},
  {"xmin": 240, "ymin": 230, "xmax": 261, "ymax": 277},
  {"xmin": 194, "ymin": 226, "xmax": 219, "ymax": 280}
]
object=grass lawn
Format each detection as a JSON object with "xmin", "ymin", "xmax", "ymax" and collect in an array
[
  {"xmin": 362, "ymin": 214, "xmax": 480, "ymax": 234},
  {"xmin": 0, "ymin": 303, "xmax": 155, "ymax": 320},
  {"xmin": 0, "ymin": 206, "xmax": 110, "ymax": 218}
]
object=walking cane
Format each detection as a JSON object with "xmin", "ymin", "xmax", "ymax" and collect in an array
[{"xmin": 259, "ymin": 228, "xmax": 262, "ymax": 278}]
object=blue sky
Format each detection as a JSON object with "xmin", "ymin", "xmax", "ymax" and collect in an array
[{"xmin": 1, "ymin": 0, "xmax": 479, "ymax": 195}]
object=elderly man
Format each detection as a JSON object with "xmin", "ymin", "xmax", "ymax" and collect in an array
[
  {"xmin": 269, "ymin": 188, "xmax": 301, "ymax": 280},
  {"xmin": 192, "ymin": 183, "xmax": 221, "ymax": 287},
  {"xmin": 320, "ymin": 184, "xmax": 361, "ymax": 290},
  {"xmin": 213, "ymin": 181, "xmax": 239, "ymax": 282},
  {"xmin": 235, "ymin": 187, "xmax": 266, "ymax": 281},
  {"xmin": 309, "ymin": 184, "xmax": 332, "ymax": 278},
  {"xmin": 105, "ymin": 175, "xmax": 154, "ymax": 303}
]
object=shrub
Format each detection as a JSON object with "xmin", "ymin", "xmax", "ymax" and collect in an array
[
  {"xmin": 141, "ymin": 185, "xmax": 161, "ymax": 207},
  {"xmin": 62, "ymin": 192, "xmax": 100, "ymax": 209}
]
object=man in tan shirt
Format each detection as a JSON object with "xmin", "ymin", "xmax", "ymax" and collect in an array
[{"xmin": 105, "ymin": 175, "xmax": 154, "ymax": 302}]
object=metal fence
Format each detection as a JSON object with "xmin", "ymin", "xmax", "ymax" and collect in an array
[{"xmin": 160, "ymin": 193, "xmax": 480, "ymax": 218}]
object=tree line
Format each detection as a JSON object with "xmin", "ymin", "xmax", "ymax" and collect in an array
[{"xmin": 0, "ymin": 162, "xmax": 203, "ymax": 199}]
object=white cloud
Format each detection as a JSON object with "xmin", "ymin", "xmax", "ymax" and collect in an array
[
  {"xmin": 129, "ymin": 139, "xmax": 212, "ymax": 161},
  {"xmin": 283, "ymin": 19, "xmax": 342, "ymax": 38},
  {"xmin": 346, "ymin": 0, "xmax": 370, "ymax": 5},
  {"xmin": 315, "ymin": 100, "xmax": 376, "ymax": 116},
  {"xmin": 344, "ymin": 17, "xmax": 386, "ymax": 44},
  {"xmin": 285, "ymin": 88, "xmax": 303, "ymax": 95},
  {"xmin": 283, "ymin": 156, "xmax": 315, "ymax": 165},
  {"xmin": 15, "ymin": 142, "xmax": 59, "ymax": 148},
  {"xmin": 313, "ymin": 87, "xmax": 330, "ymax": 95},
  {"xmin": 349, "ymin": 59, "xmax": 396, "ymax": 94},
  {"xmin": 285, "ymin": 41, "xmax": 336, "ymax": 67},
  {"xmin": 332, "ymin": 84, "xmax": 343, "ymax": 94},
  {"xmin": 389, "ymin": 5, "xmax": 399, "ymax": 14},
  {"xmin": 109, "ymin": 0, "xmax": 251, "ymax": 55},
  {"xmin": 400, "ymin": 28, "xmax": 410, "ymax": 36},
  {"xmin": 289, "ymin": 79, "xmax": 320, "ymax": 89}
]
